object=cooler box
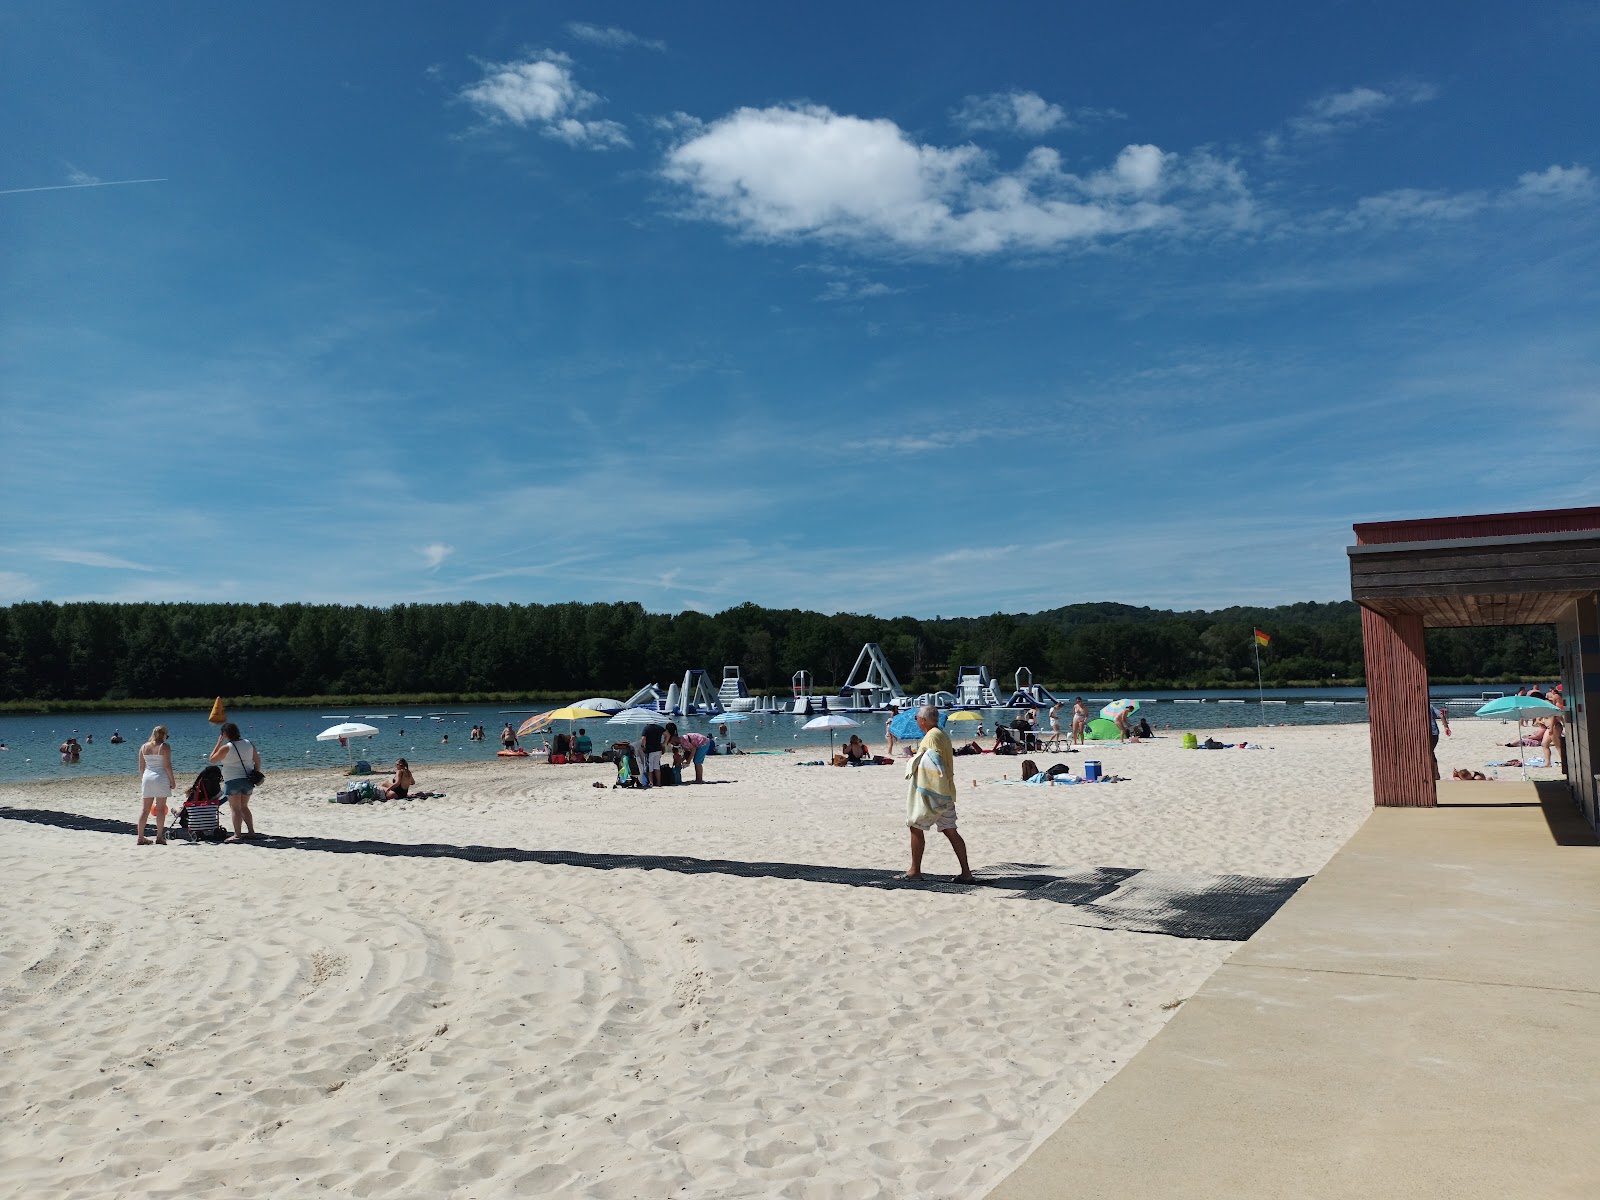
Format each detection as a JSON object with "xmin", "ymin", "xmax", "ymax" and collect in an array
[{"xmin": 1083, "ymin": 760, "xmax": 1102, "ymax": 781}]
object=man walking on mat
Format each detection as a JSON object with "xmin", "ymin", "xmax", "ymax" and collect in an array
[{"xmin": 899, "ymin": 705, "xmax": 975, "ymax": 883}]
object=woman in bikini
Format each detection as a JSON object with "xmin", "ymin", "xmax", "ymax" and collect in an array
[{"xmin": 1071, "ymin": 697, "xmax": 1088, "ymax": 745}]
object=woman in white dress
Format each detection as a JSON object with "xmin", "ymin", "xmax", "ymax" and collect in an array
[{"xmin": 136, "ymin": 726, "xmax": 176, "ymax": 845}]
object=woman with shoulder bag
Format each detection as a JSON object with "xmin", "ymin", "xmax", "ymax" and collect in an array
[{"xmin": 210, "ymin": 721, "xmax": 263, "ymax": 842}]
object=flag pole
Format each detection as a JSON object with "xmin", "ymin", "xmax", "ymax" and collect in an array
[{"xmin": 1254, "ymin": 636, "xmax": 1265, "ymax": 713}]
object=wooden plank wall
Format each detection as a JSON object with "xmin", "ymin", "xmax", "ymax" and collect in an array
[{"xmin": 1362, "ymin": 608, "xmax": 1435, "ymax": 807}]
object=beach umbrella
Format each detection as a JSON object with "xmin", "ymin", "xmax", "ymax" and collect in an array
[
  {"xmin": 518, "ymin": 707, "xmax": 608, "ymax": 739},
  {"xmin": 1100, "ymin": 699, "xmax": 1141, "ymax": 719},
  {"xmin": 946, "ymin": 710, "xmax": 983, "ymax": 722},
  {"xmin": 316, "ymin": 721, "xmax": 379, "ymax": 769},
  {"xmin": 803, "ymin": 713, "xmax": 861, "ymax": 755},
  {"xmin": 577, "ymin": 698, "xmax": 625, "ymax": 713},
  {"xmin": 1473, "ymin": 695, "xmax": 1561, "ymax": 718},
  {"xmin": 1473, "ymin": 695, "xmax": 1562, "ymax": 781},
  {"xmin": 889, "ymin": 709, "xmax": 944, "ymax": 741},
  {"xmin": 607, "ymin": 707, "xmax": 666, "ymax": 725}
]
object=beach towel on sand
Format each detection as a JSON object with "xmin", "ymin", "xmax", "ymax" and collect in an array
[{"xmin": 905, "ymin": 728, "xmax": 956, "ymax": 826}]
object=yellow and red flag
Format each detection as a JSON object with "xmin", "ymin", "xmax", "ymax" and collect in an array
[{"xmin": 1253, "ymin": 629, "xmax": 1271, "ymax": 648}]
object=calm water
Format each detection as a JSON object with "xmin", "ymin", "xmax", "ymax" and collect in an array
[{"xmin": 0, "ymin": 684, "xmax": 1518, "ymax": 786}]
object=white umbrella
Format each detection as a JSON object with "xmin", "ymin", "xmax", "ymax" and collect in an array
[
  {"xmin": 803, "ymin": 713, "xmax": 861, "ymax": 755},
  {"xmin": 316, "ymin": 722, "xmax": 379, "ymax": 770},
  {"xmin": 607, "ymin": 707, "xmax": 665, "ymax": 725},
  {"xmin": 578, "ymin": 697, "xmax": 626, "ymax": 713}
]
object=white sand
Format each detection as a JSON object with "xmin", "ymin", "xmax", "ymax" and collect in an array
[{"xmin": 0, "ymin": 720, "xmax": 1530, "ymax": 1197}]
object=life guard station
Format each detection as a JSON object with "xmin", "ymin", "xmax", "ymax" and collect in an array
[{"xmin": 838, "ymin": 643, "xmax": 907, "ymax": 711}]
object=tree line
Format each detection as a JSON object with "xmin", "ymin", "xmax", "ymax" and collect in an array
[{"xmin": 0, "ymin": 599, "xmax": 1558, "ymax": 704}]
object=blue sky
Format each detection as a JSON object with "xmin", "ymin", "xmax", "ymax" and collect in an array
[{"xmin": 3, "ymin": 2, "xmax": 1597, "ymax": 617}]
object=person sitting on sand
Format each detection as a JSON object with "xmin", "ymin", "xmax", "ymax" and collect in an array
[
  {"xmin": 1135, "ymin": 717, "xmax": 1153, "ymax": 739},
  {"xmin": 574, "ymin": 728, "xmax": 594, "ymax": 760},
  {"xmin": 844, "ymin": 735, "xmax": 871, "ymax": 765},
  {"xmin": 992, "ymin": 725, "xmax": 1019, "ymax": 755},
  {"xmin": 552, "ymin": 731, "xmax": 572, "ymax": 759},
  {"xmin": 385, "ymin": 758, "xmax": 415, "ymax": 800}
]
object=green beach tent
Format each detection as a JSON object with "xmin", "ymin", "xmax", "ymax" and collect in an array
[{"xmin": 1085, "ymin": 717, "xmax": 1122, "ymax": 741}]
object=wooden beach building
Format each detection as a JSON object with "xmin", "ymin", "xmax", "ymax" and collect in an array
[{"xmin": 1349, "ymin": 506, "xmax": 1600, "ymax": 832}]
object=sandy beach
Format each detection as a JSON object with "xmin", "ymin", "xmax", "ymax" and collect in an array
[{"xmin": 0, "ymin": 719, "xmax": 1538, "ymax": 1198}]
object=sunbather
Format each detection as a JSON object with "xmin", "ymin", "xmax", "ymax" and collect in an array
[{"xmin": 385, "ymin": 759, "xmax": 415, "ymax": 800}]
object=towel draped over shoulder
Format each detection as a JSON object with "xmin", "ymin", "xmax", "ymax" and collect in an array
[{"xmin": 906, "ymin": 727, "xmax": 957, "ymax": 826}]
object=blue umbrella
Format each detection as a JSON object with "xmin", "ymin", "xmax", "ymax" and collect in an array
[
  {"xmin": 889, "ymin": 709, "xmax": 944, "ymax": 740},
  {"xmin": 1473, "ymin": 696, "xmax": 1561, "ymax": 718}
]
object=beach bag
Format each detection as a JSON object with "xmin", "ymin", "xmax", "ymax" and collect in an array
[
  {"xmin": 1182, "ymin": 732, "xmax": 1198, "ymax": 749},
  {"xmin": 233, "ymin": 743, "xmax": 265, "ymax": 787}
]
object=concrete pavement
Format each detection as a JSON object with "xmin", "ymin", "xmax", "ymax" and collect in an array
[{"xmin": 985, "ymin": 780, "xmax": 1600, "ymax": 1200}]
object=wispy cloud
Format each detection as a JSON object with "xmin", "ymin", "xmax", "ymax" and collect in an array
[
  {"xmin": 419, "ymin": 542, "xmax": 453, "ymax": 570},
  {"xmin": 459, "ymin": 53, "xmax": 630, "ymax": 149},
  {"xmin": 41, "ymin": 548, "xmax": 158, "ymax": 572},
  {"xmin": 1513, "ymin": 163, "xmax": 1596, "ymax": 200},
  {"xmin": 0, "ymin": 176, "xmax": 166, "ymax": 197},
  {"xmin": 951, "ymin": 90, "xmax": 1069, "ymax": 136},
  {"xmin": 662, "ymin": 105, "xmax": 1253, "ymax": 255},
  {"xmin": 1326, "ymin": 163, "xmax": 1594, "ymax": 231},
  {"xmin": 1286, "ymin": 82, "xmax": 1437, "ymax": 138},
  {"xmin": 0, "ymin": 571, "xmax": 38, "ymax": 600},
  {"xmin": 565, "ymin": 22, "xmax": 666, "ymax": 52}
]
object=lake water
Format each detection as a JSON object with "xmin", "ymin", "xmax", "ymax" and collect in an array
[{"xmin": 0, "ymin": 684, "xmax": 1521, "ymax": 786}]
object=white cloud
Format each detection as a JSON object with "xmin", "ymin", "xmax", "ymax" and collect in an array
[
  {"xmin": 1331, "ymin": 164, "xmax": 1594, "ymax": 231},
  {"xmin": 419, "ymin": 543, "xmax": 453, "ymax": 570},
  {"xmin": 459, "ymin": 54, "xmax": 630, "ymax": 149},
  {"xmin": 1343, "ymin": 187, "xmax": 1488, "ymax": 228},
  {"xmin": 1513, "ymin": 164, "xmax": 1596, "ymax": 200},
  {"xmin": 1290, "ymin": 82, "xmax": 1437, "ymax": 136},
  {"xmin": 565, "ymin": 22, "xmax": 666, "ymax": 52},
  {"xmin": 662, "ymin": 104, "xmax": 1253, "ymax": 255},
  {"xmin": 952, "ymin": 90, "xmax": 1068, "ymax": 136},
  {"xmin": 0, "ymin": 570, "xmax": 37, "ymax": 600},
  {"xmin": 41, "ymin": 548, "xmax": 157, "ymax": 571}
]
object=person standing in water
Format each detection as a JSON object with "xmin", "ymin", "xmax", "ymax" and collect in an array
[{"xmin": 135, "ymin": 725, "xmax": 176, "ymax": 845}]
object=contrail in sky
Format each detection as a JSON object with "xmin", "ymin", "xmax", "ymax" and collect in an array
[{"xmin": 0, "ymin": 177, "xmax": 167, "ymax": 196}]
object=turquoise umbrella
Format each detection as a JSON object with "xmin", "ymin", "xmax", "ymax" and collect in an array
[{"xmin": 1473, "ymin": 696, "xmax": 1560, "ymax": 717}]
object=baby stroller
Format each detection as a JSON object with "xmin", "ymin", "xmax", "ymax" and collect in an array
[
  {"xmin": 175, "ymin": 764, "xmax": 228, "ymax": 843},
  {"xmin": 610, "ymin": 742, "xmax": 640, "ymax": 789}
]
